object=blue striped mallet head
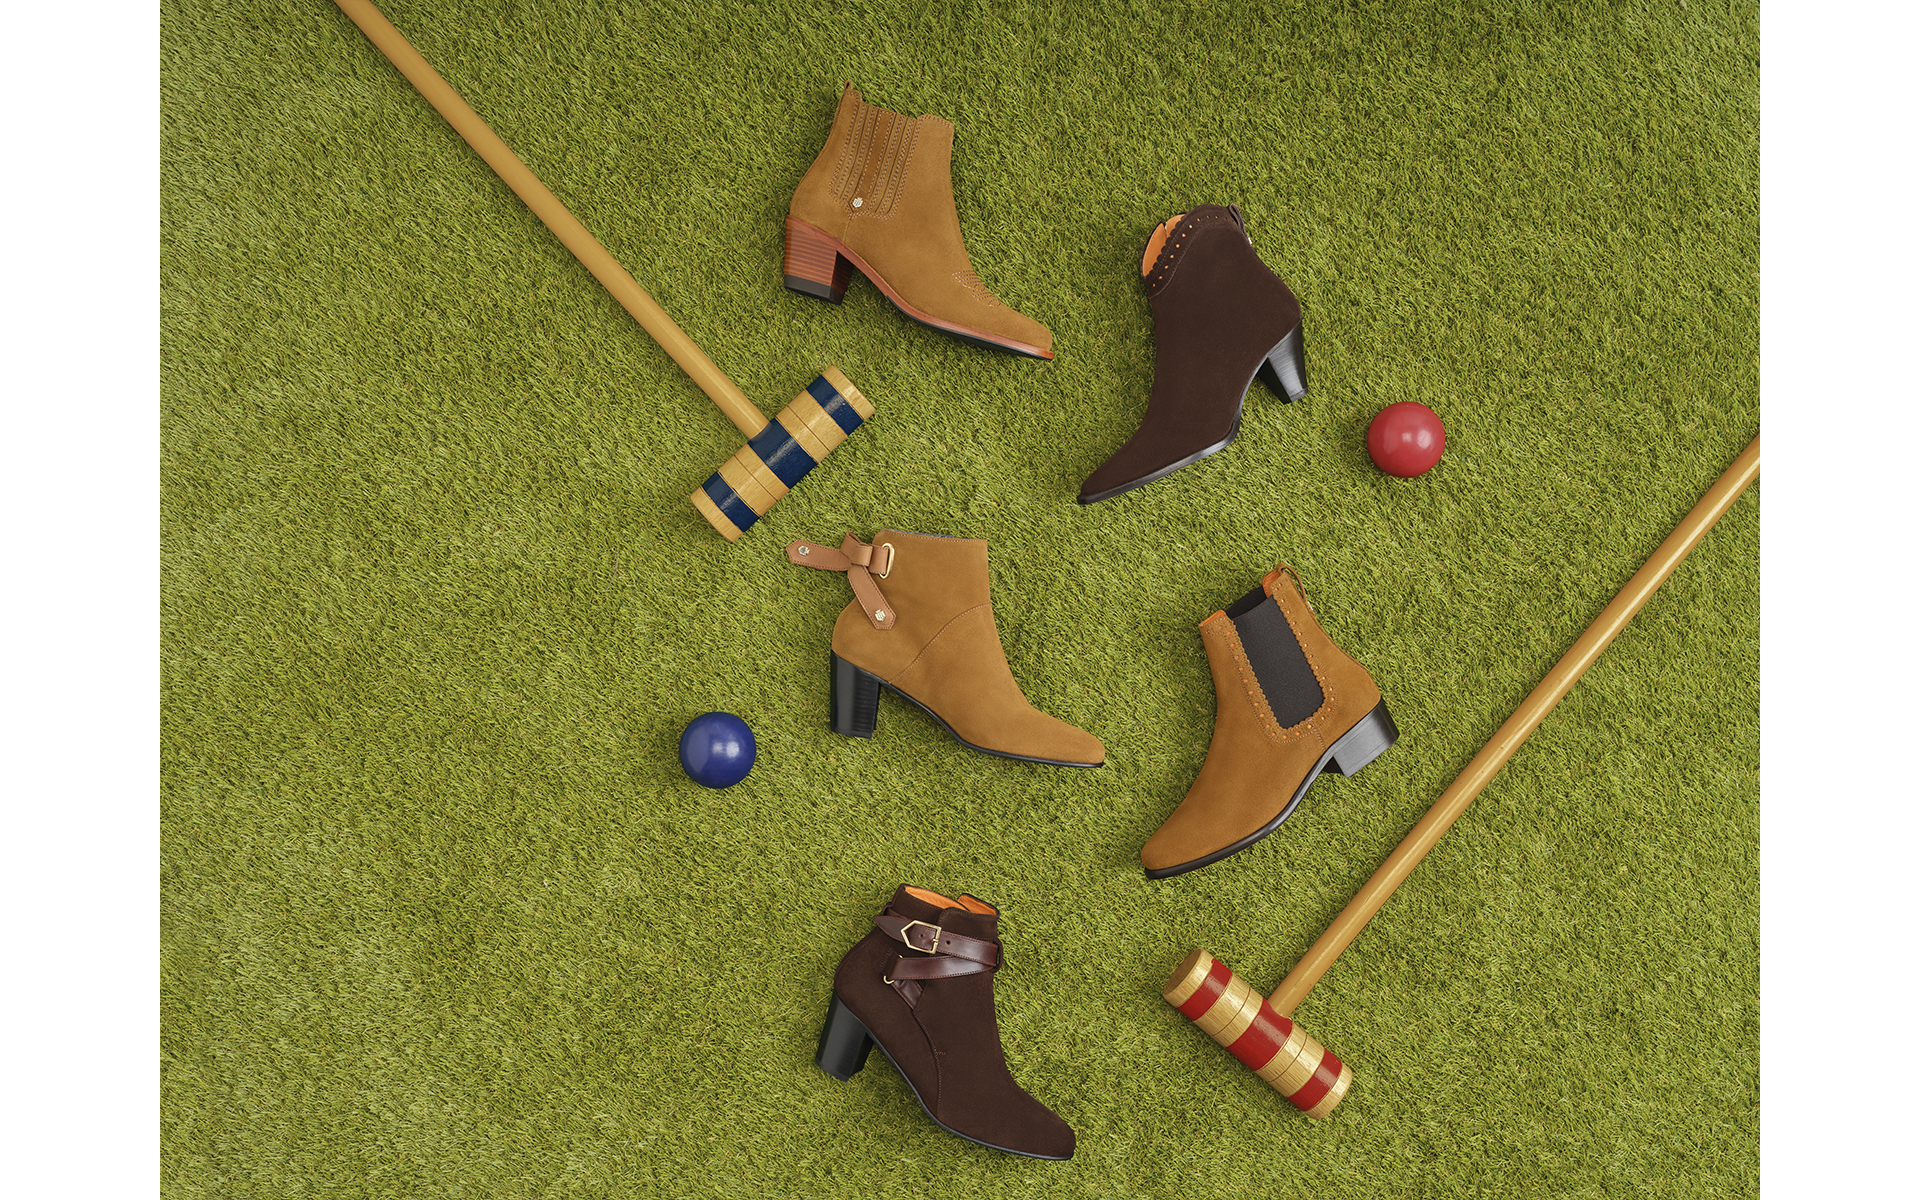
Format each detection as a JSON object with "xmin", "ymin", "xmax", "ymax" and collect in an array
[{"xmin": 690, "ymin": 366, "xmax": 874, "ymax": 541}]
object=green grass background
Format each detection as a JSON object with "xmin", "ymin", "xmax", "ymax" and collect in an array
[{"xmin": 161, "ymin": 1, "xmax": 1758, "ymax": 1195}]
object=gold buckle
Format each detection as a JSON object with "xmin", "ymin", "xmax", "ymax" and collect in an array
[
  {"xmin": 874, "ymin": 542, "xmax": 895, "ymax": 580},
  {"xmin": 896, "ymin": 919, "xmax": 941, "ymax": 955}
]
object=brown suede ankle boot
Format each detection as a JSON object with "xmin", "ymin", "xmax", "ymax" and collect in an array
[
  {"xmin": 1142, "ymin": 565, "xmax": 1398, "ymax": 878},
  {"xmin": 783, "ymin": 85, "xmax": 1054, "ymax": 359},
  {"xmin": 785, "ymin": 530, "xmax": 1103, "ymax": 766},
  {"xmin": 815, "ymin": 885, "xmax": 1075, "ymax": 1160},
  {"xmin": 1079, "ymin": 205, "xmax": 1307, "ymax": 503}
]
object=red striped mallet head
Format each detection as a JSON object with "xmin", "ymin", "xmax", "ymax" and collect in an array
[
  {"xmin": 690, "ymin": 367, "xmax": 874, "ymax": 542},
  {"xmin": 1164, "ymin": 949, "xmax": 1352, "ymax": 1119}
]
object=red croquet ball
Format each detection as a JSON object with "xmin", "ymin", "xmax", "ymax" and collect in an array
[{"xmin": 1366, "ymin": 402, "xmax": 1447, "ymax": 478}]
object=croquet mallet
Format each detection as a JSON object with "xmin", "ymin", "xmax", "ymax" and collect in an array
[
  {"xmin": 1165, "ymin": 437, "xmax": 1760, "ymax": 1118},
  {"xmin": 333, "ymin": 0, "xmax": 872, "ymax": 541}
]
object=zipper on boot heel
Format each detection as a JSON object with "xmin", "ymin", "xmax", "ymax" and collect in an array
[
  {"xmin": 1257, "ymin": 325, "xmax": 1309, "ymax": 403},
  {"xmin": 815, "ymin": 995, "xmax": 875, "ymax": 1081},
  {"xmin": 1323, "ymin": 699, "xmax": 1399, "ymax": 777},
  {"xmin": 830, "ymin": 652, "xmax": 882, "ymax": 738},
  {"xmin": 783, "ymin": 215, "xmax": 855, "ymax": 304}
]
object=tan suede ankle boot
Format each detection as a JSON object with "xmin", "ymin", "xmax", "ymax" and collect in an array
[
  {"xmin": 783, "ymin": 85, "xmax": 1054, "ymax": 359},
  {"xmin": 1142, "ymin": 565, "xmax": 1398, "ymax": 877},
  {"xmin": 785, "ymin": 531, "xmax": 1102, "ymax": 766}
]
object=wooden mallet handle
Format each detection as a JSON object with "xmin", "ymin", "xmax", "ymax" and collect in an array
[
  {"xmin": 1267, "ymin": 436, "xmax": 1759, "ymax": 1015},
  {"xmin": 332, "ymin": 0, "xmax": 768, "ymax": 438},
  {"xmin": 1168, "ymin": 437, "xmax": 1758, "ymax": 1117}
]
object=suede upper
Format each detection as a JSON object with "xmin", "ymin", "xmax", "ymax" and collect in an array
[
  {"xmin": 1079, "ymin": 205, "xmax": 1301, "ymax": 500},
  {"xmin": 789, "ymin": 86, "xmax": 1053, "ymax": 356},
  {"xmin": 1141, "ymin": 568, "xmax": 1382, "ymax": 874},
  {"xmin": 829, "ymin": 530, "xmax": 1104, "ymax": 766},
  {"xmin": 833, "ymin": 885, "xmax": 1075, "ymax": 1159}
]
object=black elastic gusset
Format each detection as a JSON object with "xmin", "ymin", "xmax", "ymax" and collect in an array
[
  {"xmin": 1224, "ymin": 586, "xmax": 1268, "ymax": 620},
  {"xmin": 1230, "ymin": 597, "xmax": 1323, "ymax": 728}
]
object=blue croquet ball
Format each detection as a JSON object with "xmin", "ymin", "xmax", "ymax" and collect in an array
[{"xmin": 678, "ymin": 711, "xmax": 756, "ymax": 789}]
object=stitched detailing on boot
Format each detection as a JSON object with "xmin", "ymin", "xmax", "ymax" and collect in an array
[
  {"xmin": 953, "ymin": 271, "xmax": 1004, "ymax": 307},
  {"xmin": 1230, "ymin": 597, "xmax": 1325, "ymax": 727},
  {"xmin": 1214, "ymin": 599, "xmax": 1335, "ymax": 745},
  {"xmin": 868, "ymin": 117, "xmax": 919, "ymax": 218},
  {"xmin": 828, "ymin": 99, "xmax": 881, "ymax": 199},
  {"xmin": 828, "ymin": 99, "xmax": 920, "ymax": 218},
  {"xmin": 1144, "ymin": 207, "xmax": 1246, "ymax": 296}
]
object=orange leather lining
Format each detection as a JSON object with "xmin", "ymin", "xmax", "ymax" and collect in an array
[
  {"xmin": 903, "ymin": 885, "xmax": 997, "ymax": 915},
  {"xmin": 1140, "ymin": 211, "xmax": 1190, "ymax": 277}
]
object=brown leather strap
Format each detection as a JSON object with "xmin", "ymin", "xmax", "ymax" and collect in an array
[
  {"xmin": 873, "ymin": 914, "xmax": 1000, "ymax": 966},
  {"xmin": 874, "ymin": 908, "xmax": 1000, "ymax": 1007},
  {"xmin": 786, "ymin": 534, "xmax": 897, "ymax": 630}
]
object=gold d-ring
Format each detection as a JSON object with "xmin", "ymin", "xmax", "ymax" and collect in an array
[{"xmin": 874, "ymin": 542, "xmax": 895, "ymax": 580}]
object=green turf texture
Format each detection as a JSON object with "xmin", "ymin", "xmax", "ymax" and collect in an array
[{"xmin": 162, "ymin": 1, "xmax": 1758, "ymax": 1195}]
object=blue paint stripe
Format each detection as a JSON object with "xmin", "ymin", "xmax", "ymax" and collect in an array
[
  {"xmin": 748, "ymin": 421, "xmax": 818, "ymax": 488},
  {"xmin": 701, "ymin": 474, "xmax": 757, "ymax": 533},
  {"xmin": 807, "ymin": 374, "xmax": 864, "ymax": 435}
]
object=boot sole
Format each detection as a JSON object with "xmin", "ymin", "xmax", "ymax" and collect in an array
[
  {"xmin": 1077, "ymin": 325, "xmax": 1307, "ymax": 505},
  {"xmin": 783, "ymin": 215, "xmax": 1055, "ymax": 360},
  {"xmin": 832, "ymin": 651, "xmax": 1104, "ymax": 768},
  {"xmin": 815, "ymin": 995, "xmax": 1073, "ymax": 1161},
  {"xmin": 1144, "ymin": 697, "xmax": 1398, "ymax": 879}
]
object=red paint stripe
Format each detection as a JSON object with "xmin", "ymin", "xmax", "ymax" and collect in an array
[
  {"xmin": 1287, "ymin": 1048, "xmax": 1345, "ymax": 1112},
  {"xmin": 1177, "ymin": 958, "xmax": 1231, "ymax": 1020},
  {"xmin": 1226, "ymin": 1000, "xmax": 1292, "ymax": 1071}
]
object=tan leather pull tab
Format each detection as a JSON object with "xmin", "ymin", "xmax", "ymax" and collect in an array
[
  {"xmin": 786, "ymin": 535, "xmax": 896, "ymax": 629},
  {"xmin": 787, "ymin": 540, "xmax": 852, "ymax": 570}
]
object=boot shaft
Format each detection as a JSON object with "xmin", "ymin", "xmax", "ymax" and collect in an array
[{"xmin": 791, "ymin": 86, "xmax": 959, "ymax": 251}]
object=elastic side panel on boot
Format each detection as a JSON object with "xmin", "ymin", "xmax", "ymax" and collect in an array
[
  {"xmin": 1224, "ymin": 586, "xmax": 1268, "ymax": 620},
  {"xmin": 1229, "ymin": 597, "xmax": 1324, "ymax": 728}
]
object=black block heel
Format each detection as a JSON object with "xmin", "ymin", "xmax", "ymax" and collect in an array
[
  {"xmin": 1323, "ymin": 699, "xmax": 1399, "ymax": 777},
  {"xmin": 1257, "ymin": 325, "xmax": 1309, "ymax": 403},
  {"xmin": 815, "ymin": 995, "xmax": 875, "ymax": 1081},
  {"xmin": 831, "ymin": 652, "xmax": 882, "ymax": 738}
]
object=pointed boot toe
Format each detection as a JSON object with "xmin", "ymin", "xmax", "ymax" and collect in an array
[
  {"xmin": 784, "ymin": 85, "xmax": 1054, "ymax": 358},
  {"xmin": 816, "ymin": 886, "xmax": 1075, "ymax": 1160},
  {"xmin": 1143, "ymin": 565, "xmax": 1398, "ymax": 878},
  {"xmin": 1079, "ymin": 205, "xmax": 1307, "ymax": 504},
  {"xmin": 788, "ymin": 530, "xmax": 1102, "ymax": 766}
]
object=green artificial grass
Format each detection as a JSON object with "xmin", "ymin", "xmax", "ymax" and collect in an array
[{"xmin": 162, "ymin": 1, "xmax": 1758, "ymax": 1195}]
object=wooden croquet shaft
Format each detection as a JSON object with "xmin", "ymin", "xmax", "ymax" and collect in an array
[
  {"xmin": 1266, "ymin": 436, "xmax": 1760, "ymax": 1017},
  {"xmin": 333, "ymin": 0, "xmax": 769, "ymax": 439}
]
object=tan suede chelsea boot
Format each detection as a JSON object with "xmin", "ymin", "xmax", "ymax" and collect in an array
[
  {"xmin": 785, "ymin": 531, "xmax": 1103, "ymax": 766},
  {"xmin": 1142, "ymin": 565, "xmax": 1398, "ymax": 878},
  {"xmin": 783, "ymin": 85, "xmax": 1054, "ymax": 359}
]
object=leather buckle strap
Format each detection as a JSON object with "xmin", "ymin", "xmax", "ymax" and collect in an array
[
  {"xmin": 874, "ymin": 914, "xmax": 1000, "ymax": 967},
  {"xmin": 787, "ymin": 534, "xmax": 897, "ymax": 630},
  {"xmin": 873, "ymin": 909, "xmax": 1000, "ymax": 1007}
]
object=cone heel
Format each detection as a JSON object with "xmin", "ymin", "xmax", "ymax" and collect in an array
[
  {"xmin": 830, "ymin": 652, "xmax": 882, "ymax": 738},
  {"xmin": 815, "ymin": 996, "xmax": 875, "ymax": 1081},
  {"xmin": 1323, "ymin": 699, "xmax": 1399, "ymax": 778},
  {"xmin": 1257, "ymin": 325, "xmax": 1309, "ymax": 402},
  {"xmin": 784, "ymin": 215, "xmax": 854, "ymax": 303}
]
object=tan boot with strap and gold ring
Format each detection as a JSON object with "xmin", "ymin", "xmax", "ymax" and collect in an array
[{"xmin": 786, "ymin": 531, "xmax": 1103, "ymax": 766}]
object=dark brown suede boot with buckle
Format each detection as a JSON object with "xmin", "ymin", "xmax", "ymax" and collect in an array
[
  {"xmin": 1142, "ymin": 564, "xmax": 1398, "ymax": 878},
  {"xmin": 1079, "ymin": 205, "xmax": 1307, "ymax": 503},
  {"xmin": 786, "ymin": 530, "xmax": 1104, "ymax": 766},
  {"xmin": 815, "ymin": 885, "xmax": 1074, "ymax": 1160}
]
